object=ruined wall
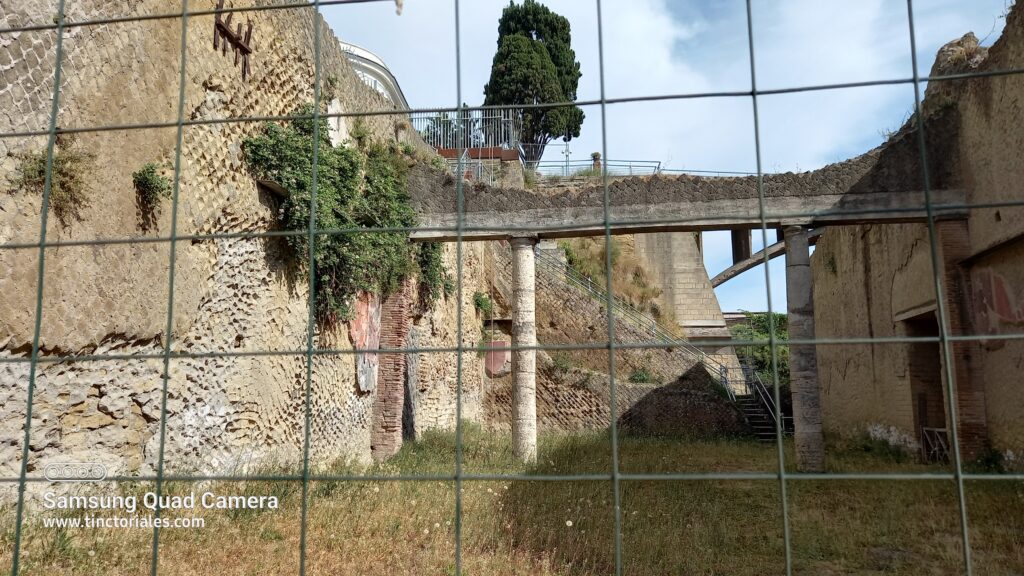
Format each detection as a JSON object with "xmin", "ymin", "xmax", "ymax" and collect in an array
[
  {"xmin": 0, "ymin": 0, "xmax": 485, "ymax": 491},
  {"xmin": 812, "ymin": 11, "xmax": 1024, "ymax": 459},
  {"xmin": 812, "ymin": 223, "xmax": 937, "ymax": 449},
  {"xmin": 483, "ymin": 352, "xmax": 746, "ymax": 436},
  {"xmin": 492, "ymin": 243, "xmax": 707, "ymax": 384},
  {"xmin": 404, "ymin": 242, "xmax": 487, "ymax": 438}
]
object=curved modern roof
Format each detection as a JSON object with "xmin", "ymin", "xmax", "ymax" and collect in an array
[{"xmin": 339, "ymin": 41, "xmax": 410, "ymax": 110}]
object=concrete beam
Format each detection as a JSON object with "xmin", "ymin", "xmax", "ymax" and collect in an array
[
  {"xmin": 712, "ymin": 229, "xmax": 822, "ymax": 288},
  {"xmin": 510, "ymin": 236, "xmax": 538, "ymax": 463},
  {"xmin": 730, "ymin": 229, "xmax": 752, "ymax": 265},
  {"xmin": 410, "ymin": 189, "xmax": 967, "ymax": 242},
  {"xmin": 784, "ymin": 226, "xmax": 825, "ymax": 473}
]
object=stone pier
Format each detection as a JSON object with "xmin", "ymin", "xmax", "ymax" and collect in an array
[
  {"xmin": 784, "ymin": 226, "xmax": 825, "ymax": 472},
  {"xmin": 511, "ymin": 236, "xmax": 538, "ymax": 462}
]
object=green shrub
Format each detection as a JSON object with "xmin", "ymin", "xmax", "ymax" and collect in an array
[
  {"xmin": 730, "ymin": 311, "xmax": 790, "ymax": 388},
  {"xmin": 350, "ymin": 117, "xmax": 370, "ymax": 149},
  {"xmin": 473, "ymin": 291, "xmax": 494, "ymax": 317},
  {"xmin": 552, "ymin": 352, "xmax": 572, "ymax": 373},
  {"xmin": 970, "ymin": 442, "xmax": 1006, "ymax": 473},
  {"xmin": 132, "ymin": 162, "xmax": 172, "ymax": 207},
  {"xmin": 12, "ymin": 134, "xmax": 94, "ymax": 226},
  {"xmin": 628, "ymin": 367, "xmax": 656, "ymax": 384},
  {"xmin": 243, "ymin": 105, "xmax": 448, "ymax": 324},
  {"xmin": 322, "ymin": 74, "xmax": 340, "ymax": 102},
  {"xmin": 846, "ymin": 433, "xmax": 911, "ymax": 464}
]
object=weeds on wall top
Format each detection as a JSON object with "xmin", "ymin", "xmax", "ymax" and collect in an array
[
  {"xmin": 11, "ymin": 134, "xmax": 94, "ymax": 226},
  {"xmin": 242, "ymin": 104, "xmax": 450, "ymax": 324}
]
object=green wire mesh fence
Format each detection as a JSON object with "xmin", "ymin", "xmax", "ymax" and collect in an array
[{"xmin": 1, "ymin": 1, "xmax": 1023, "ymax": 575}]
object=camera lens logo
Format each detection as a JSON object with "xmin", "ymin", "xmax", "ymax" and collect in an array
[{"xmin": 44, "ymin": 462, "xmax": 107, "ymax": 482}]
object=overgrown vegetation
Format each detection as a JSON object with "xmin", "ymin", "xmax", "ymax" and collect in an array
[
  {"xmin": 473, "ymin": 291, "xmax": 494, "ymax": 317},
  {"xmin": 132, "ymin": 163, "xmax": 172, "ymax": 206},
  {"xmin": 558, "ymin": 237, "xmax": 677, "ymax": 334},
  {"xmin": 242, "ymin": 105, "xmax": 449, "ymax": 323},
  {"xmin": 730, "ymin": 312, "xmax": 790, "ymax": 386},
  {"xmin": 5, "ymin": 427, "xmax": 1021, "ymax": 576},
  {"xmin": 416, "ymin": 241, "xmax": 454, "ymax": 303},
  {"xmin": 552, "ymin": 351, "xmax": 573, "ymax": 373},
  {"xmin": 10, "ymin": 134, "xmax": 94, "ymax": 226}
]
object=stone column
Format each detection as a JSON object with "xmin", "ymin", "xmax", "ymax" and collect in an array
[
  {"xmin": 784, "ymin": 226, "xmax": 825, "ymax": 472},
  {"xmin": 511, "ymin": 236, "xmax": 538, "ymax": 463}
]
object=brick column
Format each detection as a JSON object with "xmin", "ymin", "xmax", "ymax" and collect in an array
[
  {"xmin": 935, "ymin": 220, "xmax": 988, "ymax": 459},
  {"xmin": 511, "ymin": 236, "xmax": 538, "ymax": 463},
  {"xmin": 370, "ymin": 277, "xmax": 414, "ymax": 461},
  {"xmin": 784, "ymin": 226, "xmax": 825, "ymax": 472}
]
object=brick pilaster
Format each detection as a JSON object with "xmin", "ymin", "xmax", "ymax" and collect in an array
[
  {"xmin": 370, "ymin": 277, "xmax": 414, "ymax": 461},
  {"xmin": 935, "ymin": 220, "xmax": 988, "ymax": 460}
]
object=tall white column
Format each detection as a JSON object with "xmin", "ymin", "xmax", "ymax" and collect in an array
[
  {"xmin": 510, "ymin": 236, "xmax": 538, "ymax": 463},
  {"xmin": 784, "ymin": 225, "xmax": 825, "ymax": 472}
]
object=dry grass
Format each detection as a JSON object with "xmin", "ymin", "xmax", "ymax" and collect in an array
[{"xmin": 2, "ymin": 426, "xmax": 1022, "ymax": 575}]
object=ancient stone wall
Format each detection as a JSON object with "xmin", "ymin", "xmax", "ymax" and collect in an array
[
  {"xmin": 0, "ymin": 0, "xmax": 486, "ymax": 493},
  {"xmin": 812, "ymin": 11, "xmax": 1024, "ymax": 461},
  {"xmin": 483, "ymin": 351, "xmax": 746, "ymax": 436},
  {"xmin": 812, "ymin": 224, "xmax": 933, "ymax": 447},
  {"xmin": 403, "ymin": 242, "xmax": 487, "ymax": 439}
]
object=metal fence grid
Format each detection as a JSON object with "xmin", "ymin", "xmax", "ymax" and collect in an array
[{"xmin": 1, "ymin": 0, "xmax": 1023, "ymax": 575}]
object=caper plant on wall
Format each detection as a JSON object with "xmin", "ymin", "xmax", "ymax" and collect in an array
[{"xmin": 132, "ymin": 162, "xmax": 172, "ymax": 230}]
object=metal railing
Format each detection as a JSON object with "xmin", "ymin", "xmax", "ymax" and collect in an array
[
  {"xmin": 526, "ymin": 245, "xmax": 736, "ymax": 401},
  {"xmin": 736, "ymin": 361, "xmax": 792, "ymax": 433},
  {"xmin": 445, "ymin": 151, "xmax": 496, "ymax": 185},
  {"xmin": 922, "ymin": 427, "xmax": 951, "ymax": 463},
  {"xmin": 534, "ymin": 159, "xmax": 662, "ymax": 178},
  {"xmin": 658, "ymin": 168, "xmax": 761, "ymax": 177},
  {"xmin": 410, "ymin": 107, "xmax": 522, "ymax": 152}
]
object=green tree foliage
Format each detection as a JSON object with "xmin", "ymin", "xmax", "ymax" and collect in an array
[
  {"xmin": 730, "ymin": 312, "xmax": 790, "ymax": 387},
  {"xmin": 483, "ymin": 0, "xmax": 584, "ymax": 167},
  {"xmin": 243, "ymin": 105, "xmax": 450, "ymax": 324}
]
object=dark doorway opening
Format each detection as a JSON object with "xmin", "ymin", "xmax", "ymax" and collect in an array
[{"xmin": 904, "ymin": 312, "xmax": 948, "ymax": 462}]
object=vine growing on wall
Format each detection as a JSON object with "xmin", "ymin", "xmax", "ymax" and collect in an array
[{"xmin": 243, "ymin": 104, "xmax": 450, "ymax": 324}]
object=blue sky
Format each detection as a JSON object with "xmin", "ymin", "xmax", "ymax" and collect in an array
[{"xmin": 324, "ymin": 0, "xmax": 1010, "ymax": 312}]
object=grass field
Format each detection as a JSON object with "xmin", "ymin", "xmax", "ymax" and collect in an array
[{"xmin": 2, "ymin": 426, "xmax": 1022, "ymax": 575}]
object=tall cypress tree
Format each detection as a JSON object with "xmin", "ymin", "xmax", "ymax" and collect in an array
[{"xmin": 483, "ymin": 0, "xmax": 584, "ymax": 167}]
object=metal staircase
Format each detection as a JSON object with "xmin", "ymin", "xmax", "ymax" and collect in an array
[{"xmin": 733, "ymin": 364, "xmax": 794, "ymax": 442}]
